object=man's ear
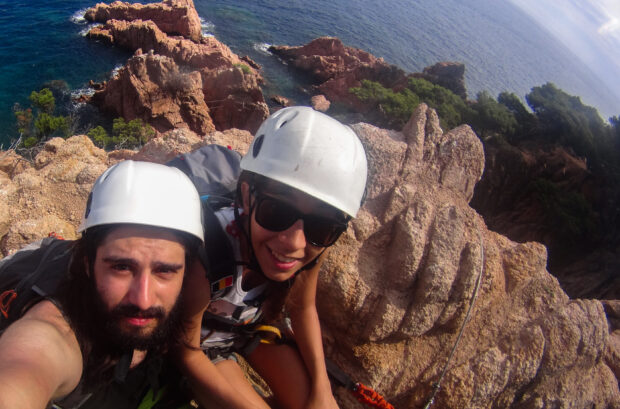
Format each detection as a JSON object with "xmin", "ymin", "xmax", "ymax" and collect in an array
[{"xmin": 240, "ymin": 181, "xmax": 251, "ymax": 214}]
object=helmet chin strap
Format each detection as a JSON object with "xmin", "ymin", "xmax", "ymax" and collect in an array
[{"xmin": 233, "ymin": 185, "xmax": 324, "ymax": 285}]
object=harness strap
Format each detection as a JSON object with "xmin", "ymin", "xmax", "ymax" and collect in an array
[{"xmin": 0, "ymin": 290, "xmax": 17, "ymax": 319}]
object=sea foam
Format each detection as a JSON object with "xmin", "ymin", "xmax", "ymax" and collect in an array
[
  {"xmin": 70, "ymin": 8, "xmax": 89, "ymax": 25},
  {"xmin": 253, "ymin": 43, "xmax": 272, "ymax": 55},
  {"xmin": 200, "ymin": 18, "xmax": 215, "ymax": 37}
]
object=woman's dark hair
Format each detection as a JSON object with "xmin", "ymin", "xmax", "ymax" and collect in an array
[{"xmin": 57, "ymin": 223, "xmax": 201, "ymax": 390}]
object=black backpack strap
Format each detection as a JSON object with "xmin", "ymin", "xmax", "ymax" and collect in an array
[
  {"xmin": 201, "ymin": 204, "xmax": 237, "ymax": 292},
  {"xmin": 0, "ymin": 238, "xmax": 74, "ymax": 330}
]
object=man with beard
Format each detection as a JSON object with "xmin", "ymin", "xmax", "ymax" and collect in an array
[{"xmin": 0, "ymin": 160, "xmax": 204, "ymax": 409}]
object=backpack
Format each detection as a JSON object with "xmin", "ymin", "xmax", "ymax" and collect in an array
[
  {"xmin": 0, "ymin": 235, "xmax": 74, "ymax": 332},
  {"xmin": 0, "ymin": 144, "xmax": 241, "ymax": 332},
  {"xmin": 165, "ymin": 144, "xmax": 241, "ymax": 293}
]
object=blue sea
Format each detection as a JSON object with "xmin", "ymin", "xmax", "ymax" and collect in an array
[{"xmin": 1, "ymin": 0, "xmax": 619, "ymax": 147}]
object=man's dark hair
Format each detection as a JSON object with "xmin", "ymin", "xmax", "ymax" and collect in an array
[{"xmin": 56, "ymin": 224, "xmax": 200, "ymax": 390}]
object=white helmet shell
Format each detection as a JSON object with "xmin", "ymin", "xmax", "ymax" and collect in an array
[
  {"xmin": 241, "ymin": 106, "xmax": 368, "ymax": 217},
  {"xmin": 79, "ymin": 160, "xmax": 204, "ymax": 242}
]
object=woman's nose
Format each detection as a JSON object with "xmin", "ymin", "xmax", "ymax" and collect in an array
[{"xmin": 278, "ymin": 219, "xmax": 307, "ymax": 250}]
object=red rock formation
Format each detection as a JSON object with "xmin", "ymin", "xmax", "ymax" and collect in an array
[
  {"xmin": 85, "ymin": 1, "xmax": 268, "ymax": 134},
  {"xmin": 92, "ymin": 51, "xmax": 215, "ymax": 136},
  {"xmin": 270, "ymin": 37, "xmax": 407, "ymax": 111},
  {"xmin": 269, "ymin": 37, "xmax": 468, "ymax": 111},
  {"xmin": 85, "ymin": 0, "xmax": 203, "ymax": 42}
]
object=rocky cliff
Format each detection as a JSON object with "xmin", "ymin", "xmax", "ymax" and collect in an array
[
  {"xmin": 1, "ymin": 106, "xmax": 617, "ymax": 408},
  {"xmin": 84, "ymin": 0, "xmax": 269, "ymax": 134},
  {"xmin": 269, "ymin": 37, "xmax": 467, "ymax": 110}
]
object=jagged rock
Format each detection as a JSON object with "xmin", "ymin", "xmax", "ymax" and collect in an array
[
  {"xmin": 132, "ymin": 127, "xmax": 205, "ymax": 163},
  {"xmin": 270, "ymin": 95, "xmax": 292, "ymax": 107},
  {"xmin": 86, "ymin": 6, "xmax": 268, "ymax": 134},
  {"xmin": 88, "ymin": 19, "xmax": 246, "ymax": 71},
  {"xmin": 200, "ymin": 67, "xmax": 269, "ymax": 132},
  {"xmin": 317, "ymin": 104, "xmax": 618, "ymax": 408},
  {"xmin": 1, "ymin": 105, "xmax": 617, "ymax": 407},
  {"xmin": 93, "ymin": 51, "xmax": 215, "ymax": 136},
  {"xmin": 0, "ymin": 136, "xmax": 107, "ymax": 255},
  {"xmin": 0, "ymin": 150, "xmax": 32, "ymax": 177},
  {"xmin": 85, "ymin": 0, "xmax": 202, "ymax": 42},
  {"xmin": 310, "ymin": 94, "xmax": 330, "ymax": 112}
]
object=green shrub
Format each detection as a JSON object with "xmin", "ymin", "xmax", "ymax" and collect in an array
[
  {"xmin": 34, "ymin": 112, "xmax": 69, "ymax": 138},
  {"xmin": 233, "ymin": 63, "xmax": 251, "ymax": 74},
  {"xmin": 87, "ymin": 126, "xmax": 110, "ymax": 148},
  {"xmin": 469, "ymin": 91, "xmax": 518, "ymax": 138},
  {"xmin": 530, "ymin": 178, "xmax": 597, "ymax": 240},
  {"xmin": 110, "ymin": 118, "xmax": 155, "ymax": 149},
  {"xmin": 350, "ymin": 78, "xmax": 473, "ymax": 130},
  {"xmin": 22, "ymin": 136, "xmax": 39, "ymax": 148},
  {"xmin": 29, "ymin": 88, "xmax": 56, "ymax": 114}
]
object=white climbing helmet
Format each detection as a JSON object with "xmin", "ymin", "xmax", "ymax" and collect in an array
[
  {"xmin": 78, "ymin": 160, "xmax": 204, "ymax": 242},
  {"xmin": 241, "ymin": 106, "xmax": 368, "ymax": 217}
]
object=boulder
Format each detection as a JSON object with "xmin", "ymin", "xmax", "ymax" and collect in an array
[
  {"xmin": 310, "ymin": 94, "xmax": 330, "ymax": 112},
  {"xmin": 317, "ymin": 104, "xmax": 619, "ymax": 408}
]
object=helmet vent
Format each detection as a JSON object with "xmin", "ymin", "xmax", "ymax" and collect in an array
[
  {"xmin": 84, "ymin": 192, "xmax": 93, "ymax": 219},
  {"xmin": 252, "ymin": 134, "xmax": 265, "ymax": 158}
]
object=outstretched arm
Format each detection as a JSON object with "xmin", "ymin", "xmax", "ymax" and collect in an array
[
  {"xmin": 0, "ymin": 300, "xmax": 83, "ymax": 409},
  {"xmin": 286, "ymin": 254, "xmax": 339, "ymax": 409}
]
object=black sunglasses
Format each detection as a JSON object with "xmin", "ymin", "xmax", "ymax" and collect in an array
[{"xmin": 253, "ymin": 194, "xmax": 349, "ymax": 247}]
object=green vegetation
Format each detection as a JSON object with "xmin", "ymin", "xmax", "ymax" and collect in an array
[
  {"xmin": 87, "ymin": 118, "xmax": 155, "ymax": 150},
  {"xmin": 350, "ymin": 78, "xmax": 474, "ymax": 130},
  {"xmin": 349, "ymin": 77, "xmax": 620, "ymax": 257},
  {"xmin": 233, "ymin": 63, "xmax": 251, "ymax": 74},
  {"xmin": 12, "ymin": 87, "xmax": 155, "ymax": 153},
  {"xmin": 530, "ymin": 178, "xmax": 597, "ymax": 240},
  {"xmin": 13, "ymin": 88, "xmax": 70, "ymax": 145}
]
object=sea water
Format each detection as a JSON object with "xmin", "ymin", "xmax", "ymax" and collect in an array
[{"xmin": 0, "ymin": 0, "xmax": 618, "ymax": 147}]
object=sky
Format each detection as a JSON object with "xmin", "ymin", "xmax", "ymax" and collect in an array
[{"xmin": 509, "ymin": 0, "xmax": 620, "ymax": 113}]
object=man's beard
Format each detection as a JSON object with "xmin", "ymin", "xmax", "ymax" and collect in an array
[{"xmin": 92, "ymin": 290, "xmax": 182, "ymax": 352}]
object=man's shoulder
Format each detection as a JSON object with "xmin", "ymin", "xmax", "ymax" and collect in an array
[
  {"xmin": 21, "ymin": 299, "xmax": 72, "ymax": 333},
  {"xmin": 0, "ymin": 300, "xmax": 83, "ymax": 403},
  {"xmin": 7, "ymin": 299, "xmax": 80, "ymax": 362}
]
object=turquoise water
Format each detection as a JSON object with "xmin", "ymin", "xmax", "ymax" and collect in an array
[{"xmin": 0, "ymin": 0, "xmax": 618, "ymax": 146}]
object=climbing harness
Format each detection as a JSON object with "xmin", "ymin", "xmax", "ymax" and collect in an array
[{"xmin": 421, "ymin": 226, "xmax": 486, "ymax": 409}]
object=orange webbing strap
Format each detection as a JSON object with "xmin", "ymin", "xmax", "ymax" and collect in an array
[
  {"xmin": 0, "ymin": 290, "xmax": 17, "ymax": 319},
  {"xmin": 352, "ymin": 383, "xmax": 396, "ymax": 409},
  {"xmin": 48, "ymin": 232, "xmax": 65, "ymax": 240}
]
